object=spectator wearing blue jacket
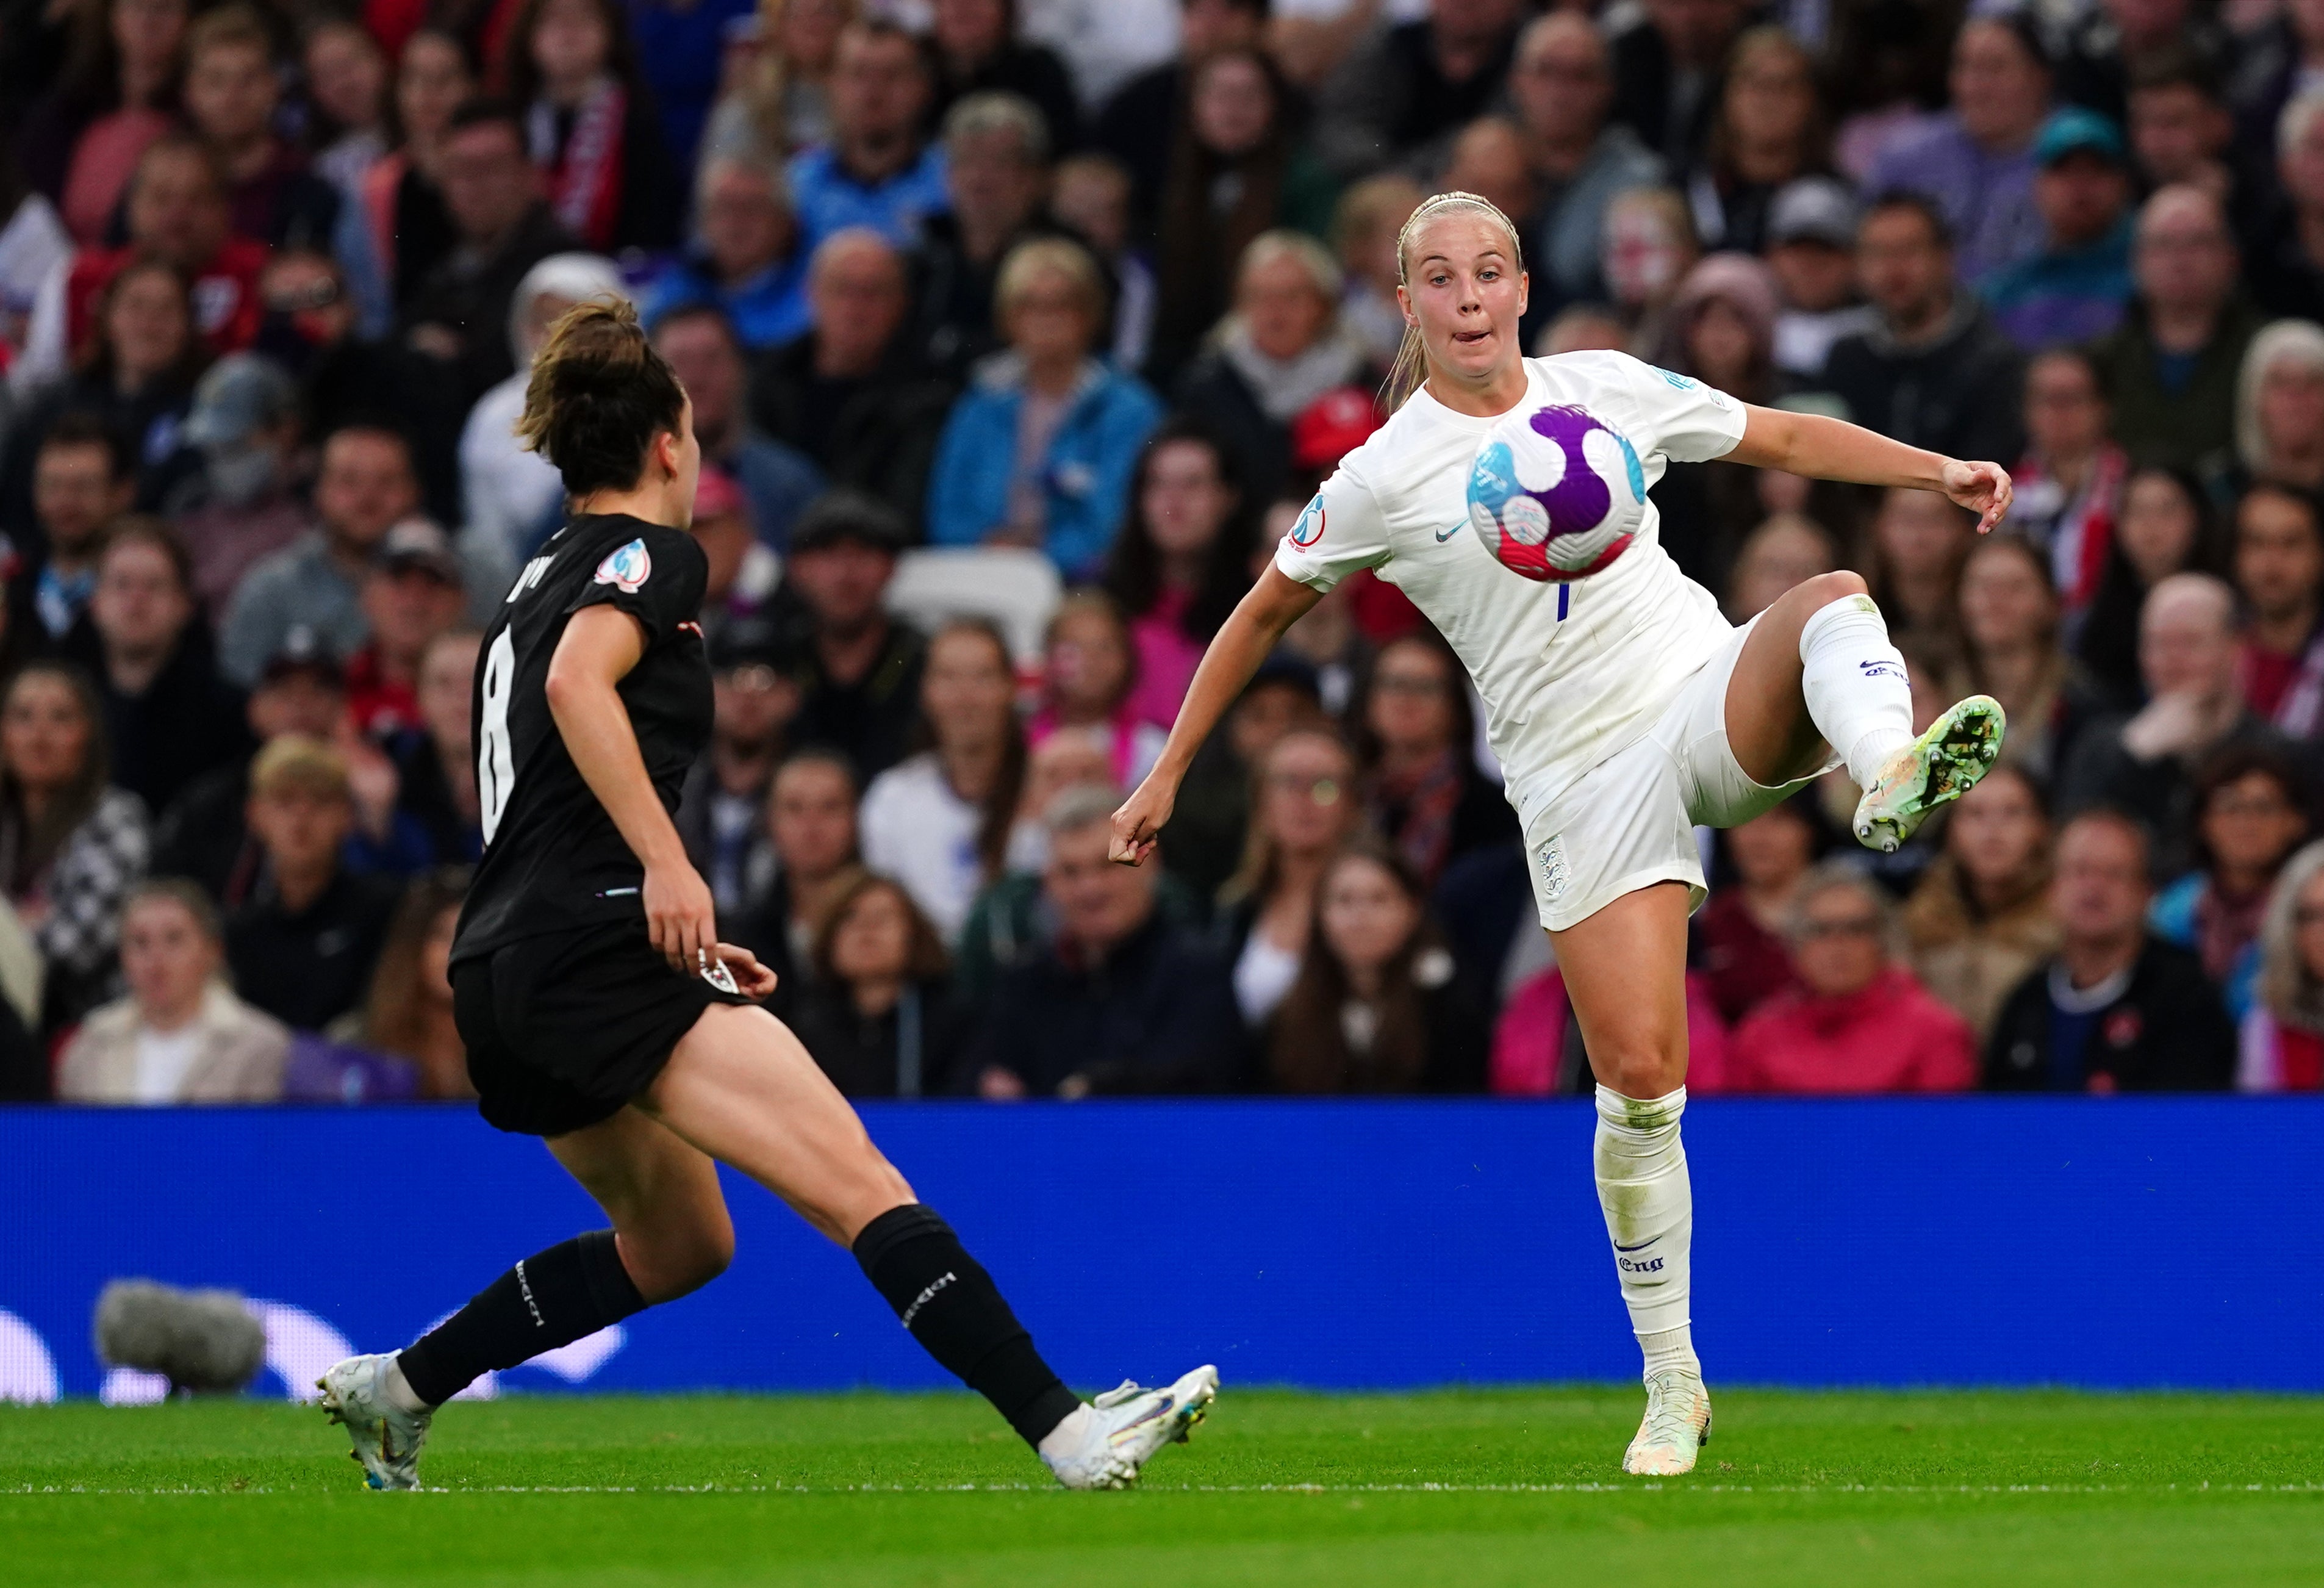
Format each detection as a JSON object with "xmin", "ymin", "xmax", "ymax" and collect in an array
[
  {"xmin": 640, "ymin": 155, "xmax": 812, "ymax": 351},
  {"xmin": 1981, "ymin": 108, "xmax": 2137, "ymax": 351},
  {"xmin": 926, "ymin": 237, "xmax": 1162, "ymax": 578},
  {"xmin": 787, "ymin": 20, "xmax": 951, "ymax": 253}
]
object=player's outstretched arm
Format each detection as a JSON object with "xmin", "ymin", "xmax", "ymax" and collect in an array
[
  {"xmin": 1111, "ymin": 565, "xmax": 1322, "ymax": 866},
  {"xmin": 1724, "ymin": 406, "xmax": 2014, "ymax": 533},
  {"xmin": 547, "ymin": 605, "xmax": 718, "ymax": 972}
]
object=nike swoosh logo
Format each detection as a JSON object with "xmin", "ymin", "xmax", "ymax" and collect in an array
[
  {"xmin": 1436, "ymin": 520, "xmax": 1465, "ymax": 542},
  {"xmin": 1612, "ymin": 1239, "xmax": 1657, "ymax": 1252}
]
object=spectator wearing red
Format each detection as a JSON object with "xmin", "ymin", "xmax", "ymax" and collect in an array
[
  {"xmin": 1693, "ymin": 795, "xmax": 1817, "ymax": 1029},
  {"xmin": 1491, "ymin": 965, "xmax": 1728, "ymax": 1098},
  {"xmin": 1103, "ymin": 419, "xmax": 1258, "ymax": 733},
  {"xmin": 2241, "ymin": 836, "xmax": 2324, "ymax": 1090},
  {"xmin": 1728, "ymin": 863, "xmax": 1978, "ymax": 1094},
  {"xmin": 503, "ymin": 0, "xmax": 684, "ymax": 253},
  {"xmin": 18, "ymin": 0, "xmax": 188, "ymax": 247},
  {"xmin": 2010, "ymin": 350, "xmax": 2125, "ymax": 640},
  {"xmin": 181, "ymin": 6, "xmax": 342, "ymax": 251},
  {"xmin": 2229, "ymin": 480, "xmax": 2324, "ymax": 733},
  {"xmin": 1903, "ymin": 764, "xmax": 2059, "ymax": 1042}
]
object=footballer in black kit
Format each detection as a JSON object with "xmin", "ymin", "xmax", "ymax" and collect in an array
[{"xmin": 450, "ymin": 512, "xmax": 750, "ymax": 1137}]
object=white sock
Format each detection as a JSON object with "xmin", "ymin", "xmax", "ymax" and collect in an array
[
  {"xmin": 1594, "ymin": 1085, "xmax": 1700, "ymax": 1382},
  {"xmin": 381, "ymin": 1354, "xmax": 431, "ymax": 1415},
  {"xmin": 1798, "ymin": 593, "xmax": 1915, "ymax": 788},
  {"xmin": 1036, "ymin": 1403, "xmax": 1093, "ymax": 1462}
]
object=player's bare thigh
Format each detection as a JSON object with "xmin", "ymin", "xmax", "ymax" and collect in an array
[
  {"xmin": 1547, "ymin": 880, "xmax": 1693, "ymax": 1100},
  {"xmin": 547, "ymin": 1108, "xmax": 735, "ymax": 1304},
  {"xmin": 1723, "ymin": 569, "xmax": 1870, "ymax": 787},
  {"xmin": 636, "ymin": 1002, "xmax": 916, "ymax": 1248}
]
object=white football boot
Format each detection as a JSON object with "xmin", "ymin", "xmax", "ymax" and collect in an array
[
  {"xmin": 318, "ymin": 1354, "xmax": 432, "ymax": 1491},
  {"xmin": 1852, "ymin": 694, "xmax": 2007, "ymax": 854},
  {"xmin": 1042, "ymin": 1365, "xmax": 1221, "ymax": 1490},
  {"xmin": 1623, "ymin": 1368, "xmax": 1713, "ymax": 1476}
]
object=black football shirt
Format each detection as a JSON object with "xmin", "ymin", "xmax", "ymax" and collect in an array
[{"xmin": 452, "ymin": 512, "xmax": 712, "ymax": 962}]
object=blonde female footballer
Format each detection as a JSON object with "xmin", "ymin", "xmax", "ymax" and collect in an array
[{"xmin": 1110, "ymin": 192, "xmax": 2009, "ymax": 1476}]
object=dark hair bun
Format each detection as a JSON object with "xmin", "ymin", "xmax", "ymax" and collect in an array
[{"xmin": 514, "ymin": 299, "xmax": 688, "ymax": 499}]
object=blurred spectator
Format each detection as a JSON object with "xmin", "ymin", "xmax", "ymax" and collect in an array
[
  {"xmin": 688, "ymin": 468, "xmax": 782, "ymax": 644},
  {"xmin": 22, "ymin": 415, "xmax": 134, "ymax": 641},
  {"xmin": 1722, "ymin": 510, "xmax": 1835, "ymax": 623},
  {"xmin": 1359, "ymin": 633, "xmax": 1518, "ymax": 889},
  {"xmin": 2009, "ymin": 347, "xmax": 2126, "ymax": 633},
  {"xmin": 1162, "ymin": 647, "xmax": 1330, "ymax": 904},
  {"xmin": 2076, "ymin": 464, "xmax": 2222, "ymax": 699},
  {"xmin": 221, "ymin": 424, "xmax": 421, "ymax": 688},
  {"xmin": 1312, "ymin": 0, "xmax": 1524, "ymax": 179},
  {"xmin": 345, "ymin": 520, "xmax": 466, "ymax": 742},
  {"xmin": 925, "ymin": 237, "xmax": 1161, "ymax": 576},
  {"xmin": 966, "ymin": 784, "xmax": 1241, "ymax": 1096},
  {"xmin": 2240, "ymin": 836, "xmax": 2324, "ymax": 1089},
  {"xmin": 1823, "ymin": 195, "xmax": 2026, "ymax": 467},
  {"xmin": 1865, "ymin": 486, "xmax": 1973, "ymax": 661},
  {"xmin": 1687, "ymin": 25, "xmax": 1829, "ymax": 257},
  {"xmin": 651, "ymin": 304, "xmax": 822, "ymax": 553},
  {"xmin": 1052, "ymin": 151, "xmax": 1157, "ymax": 370},
  {"xmin": 163, "ymin": 352, "xmax": 310, "ymax": 617},
  {"xmin": 151, "ymin": 629, "xmax": 343, "ymax": 902},
  {"xmin": 389, "ymin": 628, "xmax": 482, "ymax": 868},
  {"xmin": 20, "ymin": 136, "xmax": 267, "ymax": 390},
  {"xmin": 1864, "ymin": 15, "xmax": 2052, "ymax": 284},
  {"xmin": 1903, "ymin": 764, "xmax": 2060, "ymax": 1041},
  {"xmin": 2151, "ymin": 744, "xmax": 2311, "ymax": 1019},
  {"xmin": 1605, "ymin": 0, "xmax": 1750, "ymax": 169},
  {"xmin": 911, "ymin": 92, "xmax": 1058, "ymax": 379},
  {"xmin": 1435, "ymin": 117, "xmax": 1538, "ymax": 258},
  {"xmin": 1105, "ymin": 419, "xmax": 1260, "ymax": 731},
  {"xmin": 786, "ymin": 20, "xmax": 947, "ymax": 253},
  {"xmin": 1694, "ymin": 796, "xmax": 1817, "ymax": 1027},
  {"xmin": 2092, "ymin": 185, "xmax": 2261, "ymax": 474},
  {"xmin": 1494, "ymin": 956, "xmax": 1728, "ymax": 1097},
  {"xmin": 2233, "ymin": 481, "xmax": 2324, "ymax": 731},
  {"xmin": 789, "ymin": 870, "xmax": 966, "ymax": 1097},
  {"xmin": 223, "ymin": 735, "xmax": 398, "ymax": 1032},
  {"xmin": 1504, "ymin": 14, "xmax": 1664, "ymax": 322},
  {"xmin": 1093, "ymin": 0, "xmax": 1268, "ymax": 226},
  {"xmin": 1175, "ymin": 232, "xmax": 1372, "ymax": 508},
  {"xmin": 1267, "ymin": 835, "xmax": 1488, "ymax": 1094},
  {"xmin": 701, "ymin": 0, "xmax": 849, "ymax": 163},
  {"xmin": 1016, "ymin": 0, "xmax": 1178, "ymax": 112},
  {"xmin": 399, "ymin": 100, "xmax": 575, "ymax": 413},
  {"xmin": 18, "ymin": 0, "xmax": 187, "ymax": 247},
  {"xmin": 351, "ymin": 866, "xmax": 473, "ymax": 1099},
  {"xmin": 725, "ymin": 747, "xmax": 860, "ymax": 1006},
  {"xmin": 2254, "ymin": 92, "xmax": 2324, "ymax": 322},
  {"xmin": 642, "ymin": 154, "xmax": 810, "ymax": 350},
  {"xmin": 776, "ymin": 490, "xmax": 924, "ymax": 781},
  {"xmin": 56, "ymin": 878, "xmax": 285, "ymax": 1103},
  {"xmin": 179, "ymin": 5, "xmax": 341, "ymax": 251},
  {"xmin": 1256, "ymin": 490, "xmax": 1368, "ymax": 712},
  {"xmin": 1150, "ymin": 48, "xmax": 1338, "ymax": 379},
  {"xmin": 1981, "ymin": 107, "xmax": 2136, "ymax": 350},
  {"xmin": 2231, "ymin": 319, "xmax": 2324, "ymax": 499},
  {"xmin": 1332, "ymin": 172, "xmax": 1428, "ymax": 369},
  {"xmin": 747, "ymin": 229, "xmax": 956, "ymax": 531},
  {"xmin": 1218, "ymin": 727, "xmax": 1363, "ymax": 1029},
  {"xmin": 1726, "ymin": 863, "xmax": 1977, "ymax": 1093},
  {"xmin": 2230, "ymin": 0, "xmax": 2324, "ymax": 184},
  {"xmin": 2059, "ymin": 573, "xmax": 2304, "ymax": 879},
  {"xmin": 1764, "ymin": 176, "xmax": 1873, "ymax": 381},
  {"xmin": 60, "ymin": 517, "xmax": 248, "ymax": 817},
  {"xmin": 1652, "ymin": 251, "xmax": 1782, "ymax": 589},
  {"xmin": 459, "ymin": 251, "xmax": 626, "ymax": 571},
  {"xmin": 859, "ymin": 617, "xmax": 1020, "ymax": 941},
  {"xmin": 363, "ymin": 29, "xmax": 472, "ymax": 311},
  {"xmin": 928, "ymin": 0, "xmax": 1081, "ymax": 159},
  {"xmin": 2055, "ymin": 0, "xmax": 2229, "ymax": 132},
  {"xmin": 0, "ymin": 175, "xmax": 72, "ymax": 362},
  {"xmin": 1599, "ymin": 185, "xmax": 1697, "ymax": 356},
  {"xmin": 1030, "ymin": 593, "xmax": 1166, "ymax": 791},
  {"xmin": 0, "ymin": 661, "xmax": 148, "ymax": 1029},
  {"xmin": 1986, "ymin": 808, "xmax": 2236, "ymax": 1090},
  {"xmin": 1953, "ymin": 533, "xmax": 2108, "ymax": 785},
  {"xmin": 2128, "ymin": 50, "xmax": 2242, "ymax": 207},
  {"xmin": 626, "ymin": 0, "xmax": 757, "ymax": 176},
  {"xmin": 249, "ymin": 249, "xmax": 436, "ymax": 505},
  {"xmin": 678, "ymin": 628, "xmax": 797, "ymax": 918},
  {"xmin": 504, "ymin": 0, "xmax": 683, "ymax": 253},
  {"xmin": 303, "ymin": 20, "xmax": 391, "ymax": 199}
]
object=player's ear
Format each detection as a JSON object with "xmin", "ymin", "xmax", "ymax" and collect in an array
[
  {"xmin": 1516, "ymin": 269, "xmax": 1529, "ymax": 318},
  {"xmin": 1396, "ymin": 282, "xmax": 1415, "ymax": 328}
]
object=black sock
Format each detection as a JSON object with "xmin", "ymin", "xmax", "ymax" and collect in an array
[
  {"xmin": 853, "ymin": 1204, "xmax": 1080, "ymax": 1448},
  {"xmin": 397, "ymin": 1230, "xmax": 648, "ymax": 1407}
]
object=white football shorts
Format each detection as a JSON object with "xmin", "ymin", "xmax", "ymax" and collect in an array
[{"xmin": 1513, "ymin": 614, "xmax": 1838, "ymax": 932}]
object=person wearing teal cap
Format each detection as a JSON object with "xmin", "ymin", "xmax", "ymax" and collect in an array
[{"xmin": 1980, "ymin": 107, "xmax": 2137, "ymax": 350}]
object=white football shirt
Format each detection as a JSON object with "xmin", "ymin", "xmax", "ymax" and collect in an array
[{"xmin": 1274, "ymin": 351, "xmax": 1749, "ymax": 822}]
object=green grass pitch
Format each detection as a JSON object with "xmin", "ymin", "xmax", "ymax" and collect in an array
[{"xmin": 5, "ymin": 1387, "xmax": 2322, "ymax": 1586}]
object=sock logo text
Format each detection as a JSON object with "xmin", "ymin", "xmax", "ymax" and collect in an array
[{"xmin": 901, "ymin": 1272, "xmax": 956, "ymax": 1329}]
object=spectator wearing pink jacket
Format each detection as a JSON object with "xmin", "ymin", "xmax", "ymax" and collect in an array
[
  {"xmin": 1729, "ymin": 863, "xmax": 1979, "ymax": 1094},
  {"xmin": 1491, "ymin": 967, "xmax": 1732, "ymax": 1096}
]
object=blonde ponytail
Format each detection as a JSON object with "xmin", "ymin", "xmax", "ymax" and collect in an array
[{"xmin": 1380, "ymin": 189, "xmax": 1527, "ymax": 411}]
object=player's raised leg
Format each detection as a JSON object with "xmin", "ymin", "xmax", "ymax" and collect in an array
[
  {"xmin": 1549, "ymin": 880, "xmax": 1712, "ymax": 1476},
  {"xmin": 1724, "ymin": 569, "xmax": 2004, "ymax": 852}
]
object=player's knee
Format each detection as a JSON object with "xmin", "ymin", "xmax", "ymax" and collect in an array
[
  {"xmin": 1802, "ymin": 569, "xmax": 1868, "ymax": 606},
  {"xmin": 1591, "ymin": 1035, "xmax": 1688, "ymax": 1100}
]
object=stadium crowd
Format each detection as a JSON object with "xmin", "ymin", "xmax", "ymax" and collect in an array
[{"xmin": 1, "ymin": 0, "xmax": 2322, "ymax": 1104}]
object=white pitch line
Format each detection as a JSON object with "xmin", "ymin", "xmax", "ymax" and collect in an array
[{"xmin": 9, "ymin": 1482, "xmax": 2324, "ymax": 1497}]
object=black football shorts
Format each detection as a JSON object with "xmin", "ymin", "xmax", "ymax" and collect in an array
[{"xmin": 452, "ymin": 917, "xmax": 755, "ymax": 1137}]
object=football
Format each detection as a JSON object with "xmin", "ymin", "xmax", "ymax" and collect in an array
[{"xmin": 1465, "ymin": 403, "xmax": 1648, "ymax": 583}]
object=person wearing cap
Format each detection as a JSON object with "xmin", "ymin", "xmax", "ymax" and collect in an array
[
  {"xmin": 650, "ymin": 303, "xmax": 824, "ymax": 555},
  {"xmin": 223, "ymin": 733, "xmax": 402, "ymax": 1033},
  {"xmin": 220, "ymin": 422, "xmax": 423, "ymax": 688},
  {"xmin": 161, "ymin": 351, "xmax": 317, "ymax": 618},
  {"xmin": 1764, "ymin": 176, "xmax": 1876, "ymax": 381},
  {"xmin": 345, "ymin": 518, "xmax": 468, "ymax": 741},
  {"xmin": 776, "ymin": 490, "xmax": 927, "ymax": 784},
  {"xmin": 678, "ymin": 619, "xmax": 803, "ymax": 922},
  {"xmin": 1979, "ymin": 107, "xmax": 2137, "ymax": 351}
]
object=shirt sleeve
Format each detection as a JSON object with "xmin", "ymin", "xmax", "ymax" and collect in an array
[
  {"xmin": 566, "ymin": 526, "xmax": 707, "ymax": 646},
  {"xmin": 1271, "ymin": 460, "xmax": 1392, "ymax": 592},
  {"xmin": 1604, "ymin": 351, "xmax": 1749, "ymax": 464}
]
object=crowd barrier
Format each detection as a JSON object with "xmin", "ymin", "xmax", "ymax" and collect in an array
[{"xmin": 3, "ymin": 1097, "xmax": 2319, "ymax": 1401}]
